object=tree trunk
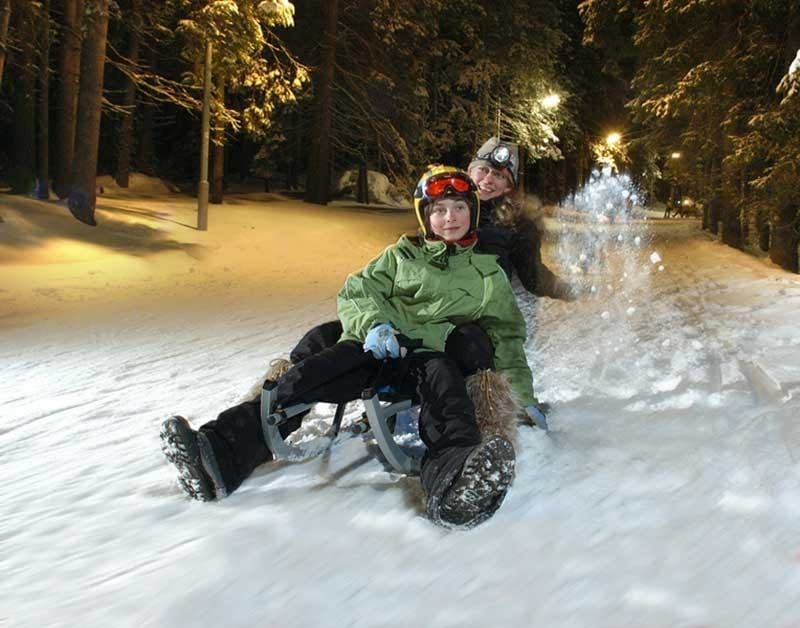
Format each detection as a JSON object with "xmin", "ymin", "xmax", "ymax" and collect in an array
[
  {"xmin": 115, "ymin": 0, "xmax": 141, "ymax": 188},
  {"xmin": 135, "ymin": 45, "xmax": 157, "ymax": 174},
  {"xmin": 305, "ymin": 0, "xmax": 337, "ymax": 205},
  {"xmin": 721, "ymin": 201, "xmax": 742, "ymax": 248},
  {"xmin": 210, "ymin": 74, "xmax": 225, "ymax": 204},
  {"xmin": 210, "ymin": 137, "xmax": 224, "ymax": 203},
  {"xmin": 67, "ymin": 0, "xmax": 109, "ymax": 226},
  {"xmin": 0, "ymin": 0, "xmax": 11, "ymax": 91},
  {"xmin": 11, "ymin": 3, "xmax": 37, "ymax": 194},
  {"xmin": 356, "ymin": 162, "xmax": 368, "ymax": 203},
  {"xmin": 36, "ymin": 0, "xmax": 51, "ymax": 199},
  {"xmin": 786, "ymin": 3, "xmax": 800, "ymax": 71},
  {"xmin": 770, "ymin": 203, "xmax": 800, "ymax": 273},
  {"xmin": 287, "ymin": 107, "xmax": 300, "ymax": 190},
  {"xmin": 53, "ymin": 0, "xmax": 84, "ymax": 197},
  {"xmin": 137, "ymin": 102, "xmax": 155, "ymax": 174}
]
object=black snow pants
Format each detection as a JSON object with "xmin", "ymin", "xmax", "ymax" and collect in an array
[
  {"xmin": 290, "ymin": 320, "xmax": 495, "ymax": 374},
  {"xmin": 200, "ymin": 339, "xmax": 489, "ymax": 498}
]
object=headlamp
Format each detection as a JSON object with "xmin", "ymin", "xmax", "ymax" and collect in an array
[{"xmin": 477, "ymin": 143, "xmax": 514, "ymax": 170}]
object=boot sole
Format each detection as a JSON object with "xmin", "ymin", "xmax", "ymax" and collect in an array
[
  {"xmin": 438, "ymin": 436, "xmax": 516, "ymax": 529},
  {"xmin": 160, "ymin": 416, "xmax": 216, "ymax": 502}
]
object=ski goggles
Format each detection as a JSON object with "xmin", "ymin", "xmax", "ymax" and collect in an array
[{"xmin": 424, "ymin": 174, "xmax": 473, "ymax": 198}]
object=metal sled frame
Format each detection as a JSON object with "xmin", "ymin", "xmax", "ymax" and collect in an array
[{"xmin": 260, "ymin": 381, "xmax": 422, "ymax": 475}]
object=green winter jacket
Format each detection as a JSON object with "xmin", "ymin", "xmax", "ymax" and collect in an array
[{"xmin": 337, "ymin": 234, "xmax": 536, "ymax": 406}]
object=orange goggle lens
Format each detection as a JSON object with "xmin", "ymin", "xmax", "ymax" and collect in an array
[{"xmin": 425, "ymin": 175, "xmax": 472, "ymax": 197}]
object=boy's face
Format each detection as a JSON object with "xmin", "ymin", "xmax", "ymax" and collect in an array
[
  {"xmin": 469, "ymin": 165, "xmax": 513, "ymax": 201},
  {"xmin": 428, "ymin": 197, "xmax": 471, "ymax": 242}
]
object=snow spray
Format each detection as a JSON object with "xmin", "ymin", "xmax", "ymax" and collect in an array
[{"xmin": 550, "ymin": 167, "xmax": 664, "ymax": 371}]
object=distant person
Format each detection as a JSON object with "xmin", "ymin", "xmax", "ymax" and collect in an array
[{"xmin": 160, "ymin": 166, "xmax": 541, "ymax": 529}]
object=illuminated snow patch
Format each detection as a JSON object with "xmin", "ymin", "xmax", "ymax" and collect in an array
[
  {"xmin": 717, "ymin": 491, "xmax": 770, "ymax": 513},
  {"xmin": 649, "ymin": 389, "xmax": 702, "ymax": 410},
  {"xmin": 653, "ymin": 376, "xmax": 682, "ymax": 393},
  {"xmin": 623, "ymin": 586, "xmax": 673, "ymax": 607}
]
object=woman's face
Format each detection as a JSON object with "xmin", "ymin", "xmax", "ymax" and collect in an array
[
  {"xmin": 469, "ymin": 165, "xmax": 513, "ymax": 201},
  {"xmin": 428, "ymin": 197, "xmax": 471, "ymax": 242}
]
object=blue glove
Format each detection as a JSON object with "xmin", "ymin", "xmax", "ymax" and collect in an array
[
  {"xmin": 363, "ymin": 323, "xmax": 401, "ymax": 360},
  {"xmin": 525, "ymin": 404, "xmax": 549, "ymax": 431}
]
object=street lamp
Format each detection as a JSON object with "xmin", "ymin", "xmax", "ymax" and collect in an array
[
  {"xmin": 668, "ymin": 151, "xmax": 683, "ymax": 214},
  {"xmin": 606, "ymin": 132, "xmax": 621, "ymax": 146},
  {"xmin": 541, "ymin": 93, "xmax": 560, "ymax": 109}
]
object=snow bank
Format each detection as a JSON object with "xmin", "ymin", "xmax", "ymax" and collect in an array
[
  {"xmin": 335, "ymin": 169, "xmax": 409, "ymax": 207},
  {"xmin": 95, "ymin": 173, "xmax": 181, "ymax": 196}
]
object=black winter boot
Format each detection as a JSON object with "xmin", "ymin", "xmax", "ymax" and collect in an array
[
  {"xmin": 160, "ymin": 416, "xmax": 227, "ymax": 501},
  {"xmin": 431, "ymin": 435, "xmax": 516, "ymax": 529}
]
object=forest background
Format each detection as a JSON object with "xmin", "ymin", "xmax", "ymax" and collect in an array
[{"xmin": 0, "ymin": 0, "xmax": 798, "ymax": 271}]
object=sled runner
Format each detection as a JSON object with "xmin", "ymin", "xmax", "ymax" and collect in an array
[{"xmin": 260, "ymin": 380, "xmax": 423, "ymax": 475}]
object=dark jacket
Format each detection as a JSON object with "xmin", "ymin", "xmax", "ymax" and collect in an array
[{"xmin": 476, "ymin": 197, "xmax": 562, "ymax": 298}]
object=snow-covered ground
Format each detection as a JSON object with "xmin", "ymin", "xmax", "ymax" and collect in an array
[{"xmin": 2, "ymin": 184, "xmax": 800, "ymax": 628}]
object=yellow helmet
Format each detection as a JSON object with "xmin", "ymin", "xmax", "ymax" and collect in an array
[{"xmin": 412, "ymin": 165, "xmax": 480, "ymax": 238}]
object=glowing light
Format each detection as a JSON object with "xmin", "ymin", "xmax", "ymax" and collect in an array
[
  {"xmin": 671, "ymin": 152, "xmax": 682, "ymax": 159},
  {"xmin": 606, "ymin": 132, "xmax": 621, "ymax": 146},
  {"xmin": 541, "ymin": 93, "xmax": 561, "ymax": 109}
]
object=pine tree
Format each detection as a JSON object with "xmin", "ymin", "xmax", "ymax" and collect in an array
[
  {"xmin": 115, "ymin": 0, "xmax": 143, "ymax": 188},
  {"xmin": 36, "ymin": 0, "xmax": 51, "ymax": 199},
  {"xmin": 174, "ymin": 0, "xmax": 308, "ymax": 203},
  {"xmin": 53, "ymin": 0, "xmax": 84, "ymax": 198},
  {"xmin": 67, "ymin": 0, "xmax": 110, "ymax": 226},
  {"xmin": 8, "ymin": 0, "xmax": 37, "ymax": 194},
  {"xmin": 0, "ymin": 0, "xmax": 10, "ymax": 90},
  {"xmin": 296, "ymin": 0, "xmax": 573, "ymax": 198},
  {"xmin": 304, "ymin": 0, "xmax": 336, "ymax": 205}
]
